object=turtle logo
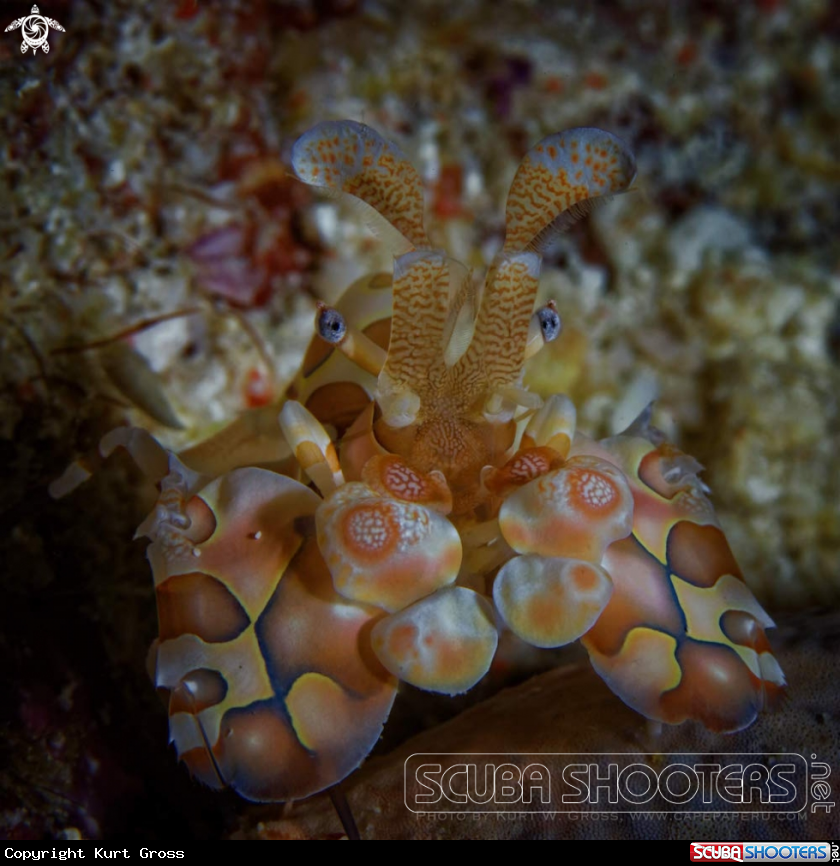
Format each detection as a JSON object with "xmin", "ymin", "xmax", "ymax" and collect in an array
[{"xmin": 5, "ymin": 5, "xmax": 65, "ymax": 54}]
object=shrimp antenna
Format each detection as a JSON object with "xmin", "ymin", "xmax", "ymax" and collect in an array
[{"xmin": 328, "ymin": 785, "xmax": 361, "ymax": 841}]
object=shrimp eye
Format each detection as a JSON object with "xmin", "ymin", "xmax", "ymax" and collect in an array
[
  {"xmin": 317, "ymin": 307, "xmax": 347, "ymax": 344},
  {"xmin": 537, "ymin": 304, "xmax": 562, "ymax": 342}
]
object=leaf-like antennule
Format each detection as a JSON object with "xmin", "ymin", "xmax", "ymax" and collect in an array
[
  {"xmin": 457, "ymin": 251, "xmax": 541, "ymax": 404},
  {"xmin": 503, "ymin": 127, "xmax": 636, "ymax": 254},
  {"xmin": 377, "ymin": 249, "xmax": 461, "ymax": 427},
  {"xmin": 291, "ymin": 120, "xmax": 429, "ymax": 252}
]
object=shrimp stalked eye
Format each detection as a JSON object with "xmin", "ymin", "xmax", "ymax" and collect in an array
[
  {"xmin": 51, "ymin": 116, "xmax": 784, "ymax": 819},
  {"xmin": 537, "ymin": 302, "xmax": 562, "ymax": 342},
  {"xmin": 317, "ymin": 306, "xmax": 347, "ymax": 344}
]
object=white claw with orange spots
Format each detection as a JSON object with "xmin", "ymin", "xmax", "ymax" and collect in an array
[
  {"xmin": 316, "ymin": 481, "xmax": 462, "ymax": 613},
  {"xmin": 491, "ymin": 452, "xmax": 633, "ymax": 652},
  {"xmin": 494, "ymin": 555, "xmax": 613, "ymax": 648},
  {"xmin": 371, "ymin": 587, "xmax": 498, "ymax": 695},
  {"xmin": 498, "ymin": 455, "xmax": 634, "ymax": 563}
]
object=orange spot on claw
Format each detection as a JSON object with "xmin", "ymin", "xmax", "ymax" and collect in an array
[
  {"xmin": 568, "ymin": 468, "xmax": 618, "ymax": 513},
  {"xmin": 570, "ymin": 563, "xmax": 599, "ymax": 592},
  {"xmin": 525, "ymin": 593, "xmax": 565, "ymax": 637},
  {"xmin": 388, "ymin": 623, "xmax": 418, "ymax": 658},
  {"xmin": 341, "ymin": 502, "xmax": 399, "ymax": 561}
]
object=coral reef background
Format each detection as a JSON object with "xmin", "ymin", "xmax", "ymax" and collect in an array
[{"xmin": 0, "ymin": 0, "xmax": 837, "ymax": 840}]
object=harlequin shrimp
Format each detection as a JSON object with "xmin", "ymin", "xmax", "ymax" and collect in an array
[{"xmin": 52, "ymin": 119, "xmax": 785, "ymax": 810}]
